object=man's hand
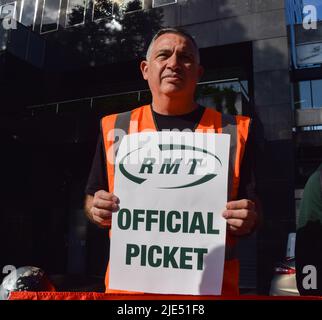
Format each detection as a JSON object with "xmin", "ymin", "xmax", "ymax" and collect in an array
[
  {"xmin": 84, "ymin": 190, "xmax": 120, "ymax": 228},
  {"xmin": 222, "ymin": 199, "xmax": 258, "ymax": 236}
]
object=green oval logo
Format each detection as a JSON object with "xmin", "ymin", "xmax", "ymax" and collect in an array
[{"xmin": 119, "ymin": 144, "xmax": 222, "ymax": 189}]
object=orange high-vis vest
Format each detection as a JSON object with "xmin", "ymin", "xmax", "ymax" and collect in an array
[{"xmin": 101, "ymin": 105, "xmax": 251, "ymax": 296}]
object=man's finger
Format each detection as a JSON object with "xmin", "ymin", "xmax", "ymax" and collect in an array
[
  {"xmin": 93, "ymin": 215, "xmax": 111, "ymax": 229},
  {"xmin": 226, "ymin": 218, "xmax": 244, "ymax": 229},
  {"xmin": 226, "ymin": 199, "xmax": 255, "ymax": 210},
  {"xmin": 92, "ymin": 208, "xmax": 113, "ymax": 219},
  {"xmin": 93, "ymin": 199, "xmax": 119, "ymax": 211},
  {"xmin": 226, "ymin": 216, "xmax": 255, "ymax": 231},
  {"xmin": 95, "ymin": 190, "xmax": 119, "ymax": 203},
  {"xmin": 223, "ymin": 209, "xmax": 255, "ymax": 219}
]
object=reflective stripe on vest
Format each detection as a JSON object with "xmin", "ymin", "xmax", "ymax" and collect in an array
[{"xmin": 101, "ymin": 104, "xmax": 250, "ymax": 295}]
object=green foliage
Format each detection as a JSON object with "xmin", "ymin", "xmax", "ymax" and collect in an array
[
  {"xmin": 196, "ymin": 84, "xmax": 238, "ymax": 115},
  {"xmin": 62, "ymin": 0, "xmax": 164, "ymax": 66}
]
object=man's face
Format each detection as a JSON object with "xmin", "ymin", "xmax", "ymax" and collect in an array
[{"xmin": 140, "ymin": 33, "xmax": 203, "ymax": 99}]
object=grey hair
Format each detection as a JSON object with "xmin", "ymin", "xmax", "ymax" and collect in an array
[{"xmin": 146, "ymin": 27, "xmax": 200, "ymax": 63}]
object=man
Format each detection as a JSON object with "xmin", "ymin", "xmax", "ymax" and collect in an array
[
  {"xmin": 84, "ymin": 28, "xmax": 259, "ymax": 295},
  {"xmin": 295, "ymin": 164, "xmax": 322, "ymax": 295}
]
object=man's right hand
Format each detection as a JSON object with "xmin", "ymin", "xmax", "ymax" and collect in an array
[{"xmin": 85, "ymin": 190, "xmax": 120, "ymax": 228}]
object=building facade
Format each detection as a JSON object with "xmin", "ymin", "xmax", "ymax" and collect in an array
[{"xmin": 0, "ymin": 0, "xmax": 321, "ymax": 293}]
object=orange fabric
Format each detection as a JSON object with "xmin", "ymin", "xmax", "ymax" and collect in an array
[
  {"xmin": 195, "ymin": 108, "xmax": 221, "ymax": 133},
  {"xmin": 9, "ymin": 291, "xmax": 322, "ymax": 300},
  {"xmin": 226, "ymin": 114, "xmax": 250, "ymax": 250},
  {"xmin": 221, "ymin": 259, "xmax": 240, "ymax": 295},
  {"xmin": 11, "ymin": 291, "xmax": 322, "ymax": 300},
  {"xmin": 231, "ymin": 115, "xmax": 251, "ymax": 200},
  {"xmin": 101, "ymin": 113, "xmax": 118, "ymax": 193},
  {"xmin": 101, "ymin": 105, "xmax": 250, "ymax": 296},
  {"xmin": 129, "ymin": 104, "xmax": 157, "ymax": 133},
  {"xmin": 10, "ymin": 291, "xmax": 99, "ymax": 300}
]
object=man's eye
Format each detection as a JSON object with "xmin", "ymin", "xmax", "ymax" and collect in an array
[{"xmin": 181, "ymin": 54, "xmax": 193, "ymax": 61}]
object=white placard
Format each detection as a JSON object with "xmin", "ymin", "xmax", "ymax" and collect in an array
[{"xmin": 109, "ymin": 132, "xmax": 230, "ymax": 295}]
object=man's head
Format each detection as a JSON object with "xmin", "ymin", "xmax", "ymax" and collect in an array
[
  {"xmin": 141, "ymin": 28, "xmax": 203, "ymax": 103},
  {"xmin": 146, "ymin": 28, "xmax": 200, "ymax": 63}
]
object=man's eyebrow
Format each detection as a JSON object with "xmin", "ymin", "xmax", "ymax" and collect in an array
[
  {"xmin": 155, "ymin": 48, "xmax": 172, "ymax": 55},
  {"xmin": 155, "ymin": 48, "xmax": 194, "ymax": 55}
]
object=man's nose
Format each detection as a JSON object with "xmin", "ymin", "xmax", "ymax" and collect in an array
[{"xmin": 167, "ymin": 54, "xmax": 180, "ymax": 70}]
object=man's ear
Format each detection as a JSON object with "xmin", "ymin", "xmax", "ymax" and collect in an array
[{"xmin": 140, "ymin": 60, "xmax": 149, "ymax": 80}]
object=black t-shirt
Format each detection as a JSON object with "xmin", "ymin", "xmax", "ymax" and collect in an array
[{"xmin": 85, "ymin": 105, "xmax": 256, "ymax": 200}]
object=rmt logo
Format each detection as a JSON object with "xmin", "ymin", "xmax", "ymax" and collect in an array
[{"xmin": 1, "ymin": 3, "xmax": 17, "ymax": 31}]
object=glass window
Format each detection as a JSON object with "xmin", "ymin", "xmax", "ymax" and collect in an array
[
  {"xmin": 300, "ymin": 125, "xmax": 322, "ymax": 131},
  {"xmin": 66, "ymin": 0, "xmax": 87, "ymax": 27},
  {"xmin": 196, "ymin": 80, "xmax": 245, "ymax": 115},
  {"xmin": 40, "ymin": 0, "xmax": 62, "ymax": 34},
  {"xmin": 311, "ymin": 79, "xmax": 322, "ymax": 108},
  {"xmin": 20, "ymin": 0, "xmax": 37, "ymax": 28},
  {"xmin": 119, "ymin": 0, "xmax": 143, "ymax": 13},
  {"xmin": 293, "ymin": 81, "xmax": 312, "ymax": 109},
  {"xmin": 92, "ymin": 0, "xmax": 142, "ymax": 21},
  {"xmin": 152, "ymin": 0, "xmax": 176, "ymax": 8},
  {"xmin": 92, "ymin": 0, "xmax": 113, "ymax": 21},
  {"xmin": 294, "ymin": 80, "xmax": 322, "ymax": 109}
]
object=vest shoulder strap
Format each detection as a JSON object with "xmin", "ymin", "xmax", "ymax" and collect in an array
[{"xmin": 114, "ymin": 109, "xmax": 132, "ymax": 133}]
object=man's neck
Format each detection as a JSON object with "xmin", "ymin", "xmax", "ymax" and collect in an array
[{"xmin": 151, "ymin": 96, "xmax": 198, "ymax": 116}]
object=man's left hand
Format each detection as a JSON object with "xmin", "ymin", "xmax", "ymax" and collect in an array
[{"xmin": 222, "ymin": 199, "xmax": 258, "ymax": 236}]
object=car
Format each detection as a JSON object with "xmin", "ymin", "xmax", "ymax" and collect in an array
[
  {"xmin": 269, "ymin": 256, "xmax": 299, "ymax": 296},
  {"xmin": 269, "ymin": 233, "xmax": 299, "ymax": 296}
]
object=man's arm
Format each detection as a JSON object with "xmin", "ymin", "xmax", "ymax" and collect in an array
[
  {"xmin": 222, "ymin": 122, "xmax": 262, "ymax": 236},
  {"xmin": 84, "ymin": 194, "xmax": 95, "ymax": 223},
  {"xmin": 85, "ymin": 134, "xmax": 108, "ymax": 196},
  {"xmin": 84, "ymin": 134, "xmax": 119, "ymax": 228},
  {"xmin": 222, "ymin": 198, "xmax": 261, "ymax": 236}
]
